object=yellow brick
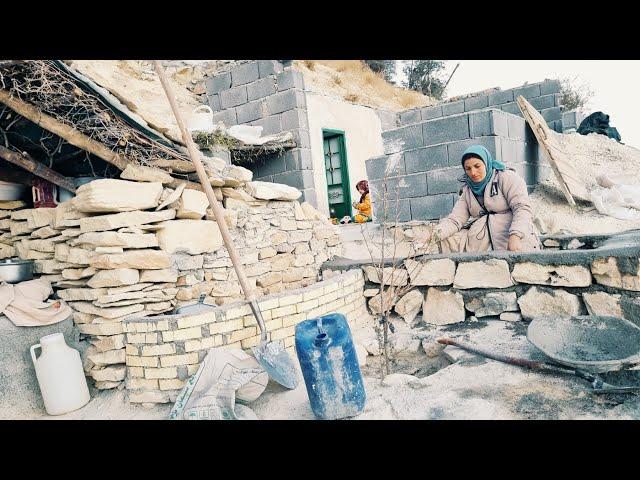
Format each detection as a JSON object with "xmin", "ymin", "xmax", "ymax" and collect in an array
[
  {"xmin": 306, "ymin": 307, "xmax": 324, "ymax": 319},
  {"xmin": 302, "ymin": 287, "xmax": 324, "ymax": 301},
  {"xmin": 127, "ymin": 377, "xmax": 159, "ymax": 390},
  {"xmin": 129, "ymin": 366, "xmax": 144, "ymax": 377},
  {"xmin": 127, "ymin": 332, "xmax": 158, "ymax": 344},
  {"xmin": 177, "ymin": 311, "xmax": 217, "ymax": 329},
  {"xmin": 344, "ymin": 272, "xmax": 358, "ymax": 286},
  {"xmin": 141, "ymin": 344, "xmax": 176, "ymax": 356},
  {"xmin": 284, "ymin": 336, "xmax": 296, "ymax": 348},
  {"xmin": 184, "ymin": 338, "xmax": 202, "ymax": 352},
  {"xmin": 187, "ymin": 364, "xmax": 200, "ymax": 375},
  {"xmin": 227, "ymin": 327, "xmax": 258, "ymax": 343},
  {"xmin": 223, "ymin": 341, "xmax": 242, "ymax": 349},
  {"xmin": 270, "ymin": 326, "xmax": 295, "ymax": 341},
  {"xmin": 123, "ymin": 322, "xmax": 136, "ymax": 333},
  {"xmin": 185, "ymin": 335, "xmax": 223, "ymax": 352},
  {"xmin": 144, "ymin": 367, "xmax": 177, "ymax": 379},
  {"xmin": 282, "ymin": 312, "xmax": 305, "ymax": 328},
  {"xmin": 285, "ymin": 345, "xmax": 295, "ymax": 356},
  {"xmin": 159, "ymin": 378, "xmax": 185, "ymax": 391},
  {"xmin": 171, "ymin": 327, "xmax": 203, "ymax": 341},
  {"xmin": 162, "ymin": 330, "xmax": 174, "ymax": 342},
  {"xmin": 318, "ymin": 291, "xmax": 339, "ymax": 305},
  {"xmin": 126, "ymin": 355, "xmax": 159, "ymax": 367},
  {"xmin": 264, "ymin": 318, "xmax": 283, "ymax": 331},
  {"xmin": 240, "ymin": 335, "xmax": 262, "ymax": 349},
  {"xmin": 125, "ymin": 344, "xmax": 139, "ymax": 356},
  {"xmin": 243, "ymin": 310, "xmax": 272, "ymax": 327},
  {"xmin": 160, "ymin": 353, "xmax": 199, "ymax": 367},
  {"xmin": 209, "ymin": 318, "xmax": 243, "ymax": 334},
  {"xmin": 296, "ymin": 298, "xmax": 319, "ymax": 314},
  {"xmin": 272, "ymin": 304, "xmax": 297, "ymax": 318},
  {"xmin": 155, "ymin": 320, "xmax": 170, "ymax": 331},
  {"xmin": 258, "ymin": 297, "xmax": 279, "ymax": 310},
  {"xmin": 324, "ymin": 282, "xmax": 339, "ymax": 294},
  {"xmin": 132, "ymin": 322, "xmax": 149, "ymax": 333},
  {"xmin": 278, "ymin": 293, "xmax": 303, "ymax": 307},
  {"xmin": 225, "ymin": 304, "xmax": 252, "ymax": 319},
  {"xmin": 327, "ymin": 298, "xmax": 346, "ymax": 310}
]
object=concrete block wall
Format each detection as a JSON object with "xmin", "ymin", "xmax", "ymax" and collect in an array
[
  {"xmin": 562, "ymin": 110, "xmax": 586, "ymax": 132},
  {"xmin": 205, "ymin": 60, "xmax": 317, "ymax": 207},
  {"xmin": 366, "ymin": 109, "xmax": 547, "ymax": 222},
  {"xmin": 123, "ymin": 268, "xmax": 370, "ymax": 404},
  {"xmin": 397, "ymin": 80, "xmax": 564, "ymax": 134}
]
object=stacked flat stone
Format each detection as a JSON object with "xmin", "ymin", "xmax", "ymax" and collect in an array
[{"xmin": 0, "ymin": 200, "xmax": 33, "ymax": 260}]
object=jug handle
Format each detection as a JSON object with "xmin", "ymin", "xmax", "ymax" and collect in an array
[
  {"xmin": 30, "ymin": 343, "xmax": 41, "ymax": 365},
  {"xmin": 193, "ymin": 105, "xmax": 213, "ymax": 116}
]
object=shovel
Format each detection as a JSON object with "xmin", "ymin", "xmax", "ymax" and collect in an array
[
  {"xmin": 154, "ymin": 61, "xmax": 298, "ymax": 389},
  {"xmin": 437, "ymin": 338, "xmax": 640, "ymax": 394}
]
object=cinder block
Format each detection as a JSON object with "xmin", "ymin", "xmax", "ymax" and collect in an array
[
  {"xmin": 371, "ymin": 196, "xmax": 410, "ymax": 222},
  {"xmin": 247, "ymin": 77, "xmax": 277, "ymax": 101},
  {"xmin": 272, "ymin": 169, "xmax": 315, "ymax": 190},
  {"xmin": 267, "ymin": 90, "xmax": 306, "ymax": 115},
  {"xmin": 290, "ymin": 129, "xmax": 311, "ymax": 149},
  {"xmin": 379, "ymin": 173, "xmax": 428, "ymax": 199},
  {"xmin": 529, "ymin": 94, "xmax": 556, "ymax": 111},
  {"xmin": 231, "ymin": 62, "xmax": 259, "ymax": 86},
  {"xmin": 464, "ymin": 95, "xmax": 489, "ymax": 112},
  {"xmin": 540, "ymin": 79, "xmax": 561, "ymax": 96},
  {"xmin": 220, "ymin": 85, "xmax": 248, "ymax": 109},
  {"xmin": 281, "ymin": 109, "xmax": 309, "ymax": 131},
  {"xmin": 382, "ymin": 124, "xmax": 423, "ymax": 154},
  {"xmin": 500, "ymin": 138, "xmax": 518, "ymax": 166},
  {"xmin": 469, "ymin": 110, "xmax": 508, "ymax": 137},
  {"xmin": 253, "ymin": 152, "xmax": 287, "ymax": 178},
  {"xmin": 404, "ymin": 144, "xmax": 449, "ymax": 174},
  {"xmin": 409, "ymin": 194, "xmax": 456, "ymax": 221},
  {"xmin": 427, "ymin": 167, "xmax": 464, "ymax": 195},
  {"xmin": 376, "ymin": 110, "xmax": 399, "ymax": 131},
  {"xmin": 446, "ymin": 137, "xmax": 502, "ymax": 166},
  {"xmin": 366, "ymin": 154, "xmax": 405, "ymax": 181},
  {"xmin": 513, "ymin": 83, "xmax": 541, "ymax": 100},
  {"xmin": 276, "ymin": 70, "xmax": 305, "ymax": 91},
  {"xmin": 284, "ymin": 148, "xmax": 313, "ymax": 171},
  {"xmin": 399, "ymin": 109, "xmax": 421, "ymax": 125},
  {"xmin": 211, "ymin": 108, "xmax": 237, "ymax": 128},
  {"xmin": 236, "ymin": 100, "xmax": 264, "ymax": 124},
  {"xmin": 258, "ymin": 60, "xmax": 284, "ymax": 78},
  {"xmin": 207, "ymin": 94, "xmax": 221, "ymax": 112},
  {"xmin": 488, "ymin": 89, "xmax": 514, "ymax": 106},
  {"xmin": 441, "ymin": 100, "xmax": 465, "ymax": 117},
  {"xmin": 251, "ymin": 114, "xmax": 283, "ymax": 135},
  {"xmin": 506, "ymin": 114, "xmax": 527, "ymax": 141},
  {"xmin": 501, "ymin": 102, "xmax": 522, "ymax": 116},
  {"xmin": 420, "ymin": 105, "xmax": 443, "ymax": 120},
  {"xmin": 206, "ymin": 72, "xmax": 231, "ymax": 94},
  {"xmin": 540, "ymin": 107, "xmax": 562, "ymax": 123},
  {"xmin": 422, "ymin": 114, "xmax": 470, "ymax": 146}
]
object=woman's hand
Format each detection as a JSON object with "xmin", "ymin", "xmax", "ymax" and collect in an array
[
  {"xmin": 508, "ymin": 234, "xmax": 522, "ymax": 252},
  {"xmin": 352, "ymin": 201, "xmax": 358, "ymax": 208}
]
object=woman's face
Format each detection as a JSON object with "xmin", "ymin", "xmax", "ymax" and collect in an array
[
  {"xmin": 463, "ymin": 156, "xmax": 487, "ymax": 183},
  {"xmin": 357, "ymin": 186, "xmax": 365, "ymax": 194}
]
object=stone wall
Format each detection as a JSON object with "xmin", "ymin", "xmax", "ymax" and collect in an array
[
  {"xmin": 0, "ymin": 166, "xmax": 342, "ymax": 392},
  {"xmin": 322, "ymin": 230, "xmax": 640, "ymax": 328},
  {"xmin": 122, "ymin": 268, "xmax": 370, "ymax": 404}
]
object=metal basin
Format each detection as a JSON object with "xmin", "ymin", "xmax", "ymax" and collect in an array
[
  {"xmin": 527, "ymin": 315, "xmax": 640, "ymax": 373},
  {"xmin": 0, "ymin": 259, "xmax": 34, "ymax": 283}
]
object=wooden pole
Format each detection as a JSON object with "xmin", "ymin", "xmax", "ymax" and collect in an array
[
  {"xmin": 0, "ymin": 89, "xmax": 129, "ymax": 171},
  {"xmin": 0, "ymin": 144, "xmax": 76, "ymax": 192}
]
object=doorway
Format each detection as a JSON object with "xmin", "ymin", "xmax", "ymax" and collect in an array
[{"xmin": 322, "ymin": 130, "xmax": 351, "ymax": 220}]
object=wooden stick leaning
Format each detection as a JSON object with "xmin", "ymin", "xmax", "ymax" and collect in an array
[{"xmin": 152, "ymin": 61, "xmax": 264, "ymax": 324}]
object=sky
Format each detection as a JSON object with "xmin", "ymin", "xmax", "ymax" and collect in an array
[{"xmin": 396, "ymin": 61, "xmax": 640, "ymax": 149}]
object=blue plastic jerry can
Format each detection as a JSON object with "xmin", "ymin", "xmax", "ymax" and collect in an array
[{"xmin": 295, "ymin": 313, "xmax": 366, "ymax": 420}]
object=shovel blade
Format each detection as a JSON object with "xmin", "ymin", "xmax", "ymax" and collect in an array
[{"xmin": 252, "ymin": 340, "xmax": 298, "ymax": 390}]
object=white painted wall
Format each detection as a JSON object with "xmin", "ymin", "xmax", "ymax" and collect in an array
[{"xmin": 305, "ymin": 92, "xmax": 385, "ymax": 217}]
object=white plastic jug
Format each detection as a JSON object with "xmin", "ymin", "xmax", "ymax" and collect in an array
[
  {"xmin": 30, "ymin": 333, "xmax": 90, "ymax": 415},
  {"xmin": 188, "ymin": 105, "xmax": 214, "ymax": 133}
]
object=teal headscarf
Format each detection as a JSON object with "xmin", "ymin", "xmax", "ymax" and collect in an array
[{"xmin": 461, "ymin": 145, "xmax": 506, "ymax": 196}]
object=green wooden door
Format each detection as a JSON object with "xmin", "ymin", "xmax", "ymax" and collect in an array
[{"xmin": 323, "ymin": 132, "xmax": 351, "ymax": 219}]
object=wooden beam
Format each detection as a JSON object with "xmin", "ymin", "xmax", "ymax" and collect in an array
[
  {"xmin": 0, "ymin": 89, "xmax": 128, "ymax": 171},
  {"xmin": 0, "ymin": 144, "xmax": 76, "ymax": 192}
]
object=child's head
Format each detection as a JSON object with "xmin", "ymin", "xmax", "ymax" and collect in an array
[{"xmin": 356, "ymin": 180, "xmax": 369, "ymax": 195}]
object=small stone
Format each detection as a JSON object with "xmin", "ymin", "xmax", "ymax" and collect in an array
[
  {"xmin": 156, "ymin": 220, "xmax": 223, "ymax": 255},
  {"xmin": 363, "ymin": 288, "xmax": 379, "ymax": 298},
  {"xmin": 69, "ymin": 301, "xmax": 144, "ymax": 319},
  {"xmin": 75, "ymin": 179, "xmax": 164, "ymax": 213},
  {"xmin": 453, "ymin": 260, "xmax": 514, "ymax": 289},
  {"xmin": 90, "ymin": 366, "xmax": 126, "ymax": 382},
  {"xmin": 512, "ymin": 262, "xmax": 592, "ymax": 287},
  {"xmin": 499, "ymin": 312, "xmax": 523, "ymax": 322},
  {"xmin": 394, "ymin": 289, "xmax": 423, "ymax": 326},
  {"xmin": 582, "ymin": 291, "xmax": 623, "ymax": 317},
  {"xmin": 259, "ymin": 247, "xmax": 277, "ymax": 259},
  {"xmin": 404, "ymin": 258, "xmax": 456, "ymax": 286},
  {"xmin": 368, "ymin": 289, "xmax": 397, "ymax": 314},
  {"xmin": 120, "ymin": 164, "xmax": 173, "ymax": 184},
  {"xmin": 87, "ymin": 268, "xmax": 140, "ymax": 288},
  {"xmin": 157, "ymin": 183, "xmax": 186, "ymax": 211},
  {"xmin": 94, "ymin": 247, "xmax": 124, "ymax": 254},
  {"xmin": 140, "ymin": 268, "xmax": 179, "ymax": 283},
  {"xmin": 80, "ymin": 209, "xmax": 176, "ymax": 233},
  {"xmin": 176, "ymin": 189, "xmax": 209, "ymax": 219},
  {"xmin": 466, "ymin": 291, "xmax": 518, "ymax": 317},
  {"xmin": 591, "ymin": 257, "xmax": 640, "ymax": 291},
  {"xmin": 90, "ymin": 249, "xmax": 171, "ymax": 270},
  {"xmin": 423, "ymin": 288, "xmax": 465, "ymax": 325},
  {"xmin": 256, "ymin": 272, "xmax": 283, "ymax": 287},
  {"xmin": 362, "ymin": 266, "xmax": 408, "ymax": 287},
  {"xmin": 73, "ymin": 232, "xmax": 159, "ymax": 249},
  {"xmin": 567, "ymin": 239, "xmax": 585, "ymax": 250},
  {"xmin": 543, "ymin": 239, "xmax": 560, "ymax": 247},
  {"xmin": 245, "ymin": 181, "xmax": 302, "ymax": 201},
  {"xmin": 517, "ymin": 286, "xmax": 582, "ymax": 320},
  {"xmin": 354, "ymin": 343, "xmax": 368, "ymax": 367}
]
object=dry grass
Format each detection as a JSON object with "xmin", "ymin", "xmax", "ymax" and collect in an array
[{"xmin": 294, "ymin": 60, "xmax": 434, "ymax": 111}]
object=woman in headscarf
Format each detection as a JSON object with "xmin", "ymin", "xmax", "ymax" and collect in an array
[
  {"xmin": 353, "ymin": 179, "xmax": 372, "ymax": 223},
  {"xmin": 421, "ymin": 145, "xmax": 540, "ymax": 253}
]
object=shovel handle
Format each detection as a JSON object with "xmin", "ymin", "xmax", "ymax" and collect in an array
[{"xmin": 437, "ymin": 338, "xmax": 551, "ymax": 370}]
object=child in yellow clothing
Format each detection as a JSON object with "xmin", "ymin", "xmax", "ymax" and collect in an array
[{"xmin": 353, "ymin": 180, "xmax": 371, "ymax": 223}]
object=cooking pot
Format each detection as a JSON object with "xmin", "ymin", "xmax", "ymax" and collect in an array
[{"xmin": 0, "ymin": 259, "xmax": 34, "ymax": 283}]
